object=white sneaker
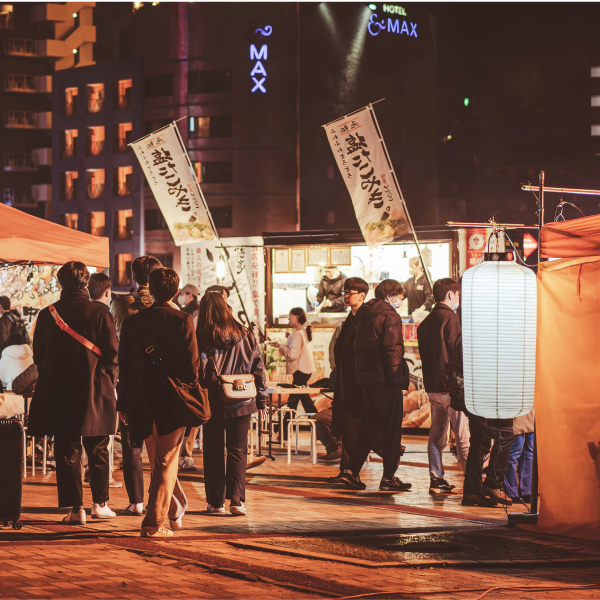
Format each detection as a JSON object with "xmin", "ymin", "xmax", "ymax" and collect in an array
[
  {"xmin": 168, "ymin": 495, "xmax": 188, "ymax": 530},
  {"xmin": 62, "ymin": 508, "xmax": 86, "ymax": 524},
  {"xmin": 92, "ymin": 503, "xmax": 116, "ymax": 519},
  {"xmin": 230, "ymin": 502, "xmax": 247, "ymax": 516},
  {"xmin": 140, "ymin": 526, "xmax": 173, "ymax": 537},
  {"xmin": 179, "ymin": 456, "xmax": 197, "ymax": 471},
  {"xmin": 207, "ymin": 503, "xmax": 226, "ymax": 514},
  {"xmin": 109, "ymin": 477, "xmax": 123, "ymax": 488}
]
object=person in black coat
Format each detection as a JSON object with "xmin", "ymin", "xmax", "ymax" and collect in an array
[
  {"xmin": 28, "ymin": 261, "xmax": 119, "ymax": 525},
  {"xmin": 197, "ymin": 292, "xmax": 268, "ymax": 516},
  {"xmin": 417, "ymin": 278, "xmax": 470, "ymax": 494},
  {"xmin": 118, "ymin": 268, "xmax": 207, "ymax": 537},
  {"xmin": 404, "ymin": 256, "xmax": 434, "ymax": 315},
  {"xmin": 341, "ymin": 279, "xmax": 411, "ymax": 492}
]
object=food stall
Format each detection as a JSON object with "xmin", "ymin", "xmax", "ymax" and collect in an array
[{"xmin": 263, "ymin": 227, "xmax": 459, "ymax": 428}]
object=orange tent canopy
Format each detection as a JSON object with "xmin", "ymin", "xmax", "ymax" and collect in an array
[
  {"xmin": 0, "ymin": 203, "xmax": 109, "ymax": 267},
  {"xmin": 541, "ymin": 214, "xmax": 600, "ymax": 259}
]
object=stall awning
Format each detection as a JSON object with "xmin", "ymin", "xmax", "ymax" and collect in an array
[
  {"xmin": 0, "ymin": 203, "xmax": 109, "ymax": 267},
  {"xmin": 541, "ymin": 214, "xmax": 600, "ymax": 259}
]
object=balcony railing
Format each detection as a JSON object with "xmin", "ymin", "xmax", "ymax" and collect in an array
[
  {"xmin": 4, "ymin": 110, "xmax": 36, "ymax": 128},
  {"xmin": 4, "ymin": 38, "xmax": 37, "ymax": 56},
  {"xmin": 61, "ymin": 142, "xmax": 77, "ymax": 158},
  {"xmin": 114, "ymin": 226, "xmax": 133, "ymax": 240},
  {"xmin": 87, "ymin": 183, "xmax": 105, "ymax": 198},
  {"xmin": 62, "ymin": 184, "xmax": 78, "ymax": 201},
  {"xmin": 89, "ymin": 226, "xmax": 105, "ymax": 236},
  {"xmin": 5, "ymin": 189, "xmax": 37, "ymax": 207},
  {"xmin": 86, "ymin": 140, "xmax": 104, "ymax": 156},
  {"xmin": 115, "ymin": 183, "xmax": 132, "ymax": 197},
  {"xmin": 4, "ymin": 153, "xmax": 37, "ymax": 171},
  {"xmin": 4, "ymin": 74, "xmax": 37, "ymax": 93}
]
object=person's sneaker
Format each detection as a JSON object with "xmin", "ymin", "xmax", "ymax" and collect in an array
[
  {"xmin": 62, "ymin": 508, "xmax": 86, "ymax": 524},
  {"xmin": 230, "ymin": 502, "xmax": 247, "ymax": 516},
  {"xmin": 109, "ymin": 477, "xmax": 123, "ymax": 488},
  {"xmin": 328, "ymin": 472, "xmax": 344, "ymax": 483},
  {"xmin": 140, "ymin": 526, "xmax": 173, "ymax": 537},
  {"xmin": 462, "ymin": 493, "xmax": 498, "ymax": 507},
  {"xmin": 91, "ymin": 503, "xmax": 116, "ymax": 519},
  {"xmin": 169, "ymin": 495, "xmax": 187, "ymax": 530},
  {"xmin": 207, "ymin": 504, "xmax": 226, "ymax": 514},
  {"xmin": 429, "ymin": 478, "xmax": 456, "ymax": 494},
  {"xmin": 179, "ymin": 456, "xmax": 197, "ymax": 471},
  {"xmin": 124, "ymin": 504, "xmax": 145, "ymax": 516},
  {"xmin": 340, "ymin": 470, "xmax": 366, "ymax": 490},
  {"xmin": 380, "ymin": 477, "xmax": 412, "ymax": 491},
  {"xmin": 246, "ymin": 456, "xmax": 267, "ymax": 470},
  {"xmin": 320, "ymin": 447, "xmax": 342, "ymax": 462},
  {"xmin": 482, "ymin": 485, "xmax": 513, "ymax": 506}
]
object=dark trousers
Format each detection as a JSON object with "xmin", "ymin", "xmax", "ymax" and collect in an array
[
  {"xmin": 340, "ymin": 410, "xmax": 385, "ymax": 472},
  {"xmin": 283, "ymin": 371, "xmax": 315, "ymax": 440},
  {"xmin": 55, "ymin": 435, "xmax": 110, "ymax": 508},
  {"xmin": 203, "ymin": 411, "xmax": 252, "ymax": 507},
  {"xmin": 119, "ymin": 421, "xmax": 144, "ymax": 505},
  {"xmin": 464, "ymin": 411, "xmax": 515, "ymax": 495},
  {"xmin": 348, "ymin": 384, "xmax": 404, "ymax": 480},
  {"xmin": 313, "ymin": 408, "xmax": 339, "ymax": 454}
]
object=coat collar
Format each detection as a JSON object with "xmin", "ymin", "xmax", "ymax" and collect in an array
[{"xmin": 60, "ymin": 287, "xmax": 91, "ymax": 301}]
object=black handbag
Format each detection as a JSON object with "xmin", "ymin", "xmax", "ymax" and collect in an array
[{"xmin": 134, "ymin": 318, "xmax": 211, "ymax": 427}]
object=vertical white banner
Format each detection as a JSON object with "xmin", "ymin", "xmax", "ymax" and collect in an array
[
  {"xmin": 131, "ymin": 123, "xmax": 217, "ymax": 246},
  {"xmin": 323, "ymin": 106, "xmax": 412, "ymax": 247},
  {"xmin": 181, "ymin": 237, "xmax": 265, "ymax": 329}
]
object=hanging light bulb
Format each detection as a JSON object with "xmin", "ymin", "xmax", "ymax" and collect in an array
[
  {"xmin": 216, "ymin": 259, "xmax": 226, "ymax": 281},
  {"xmin": 462, "ymin": 254, "xmax": 536, "ymax": 418}
]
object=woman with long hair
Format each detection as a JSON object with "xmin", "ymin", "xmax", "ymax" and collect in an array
[
  {"xmin": 197, "ymin": 293, "xmax": 268, "ymax": 516},
  {"xmin": 270, "ymin": 307, "xmax": 316, "ymax": 439}
]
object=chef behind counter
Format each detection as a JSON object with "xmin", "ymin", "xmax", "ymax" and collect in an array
[{"xmin": 315, "ymin": 266, "xmax": 348, "ymax": 313}]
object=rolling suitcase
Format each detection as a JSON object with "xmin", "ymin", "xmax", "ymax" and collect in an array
[{"xmin": 0, "ymin": 418, "xmax": 23, "ymax": 530}]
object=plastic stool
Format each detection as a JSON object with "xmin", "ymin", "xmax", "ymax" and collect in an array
[
  {"xmin": 275, "ymin": 407, "xmax": 297, "ymax": 447},
  {"xmin": 287, "ymin": 417, "xmax": 317, "ymax": 464},
  {"xmin": 249, "ymin": 413, "xmax": 259, "ymax": 455}
]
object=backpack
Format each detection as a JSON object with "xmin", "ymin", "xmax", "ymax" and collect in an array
[{"xmin": 5, "ymin": 311, "xmax": 31, "ymax": 345}]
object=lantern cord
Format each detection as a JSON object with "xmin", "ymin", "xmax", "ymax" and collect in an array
[
  {"xmin": 554, "ymin": 199, "xmax": 585, "ymax": 222},
  {"xmin": 502, "ymin": 231, "xmax": 538, "ymax": 269}
]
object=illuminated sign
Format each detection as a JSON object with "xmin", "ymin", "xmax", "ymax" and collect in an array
[
  {"xmin": 382, "ymin": 4, "xmax": 407, "ymax": 16},
  {"xmin": 250, "ymin": 25, "xmax": 272, "ymax": 93},
  {"xmin": 523, "ymin": 233, "xmax": 538, "ymax": 258},
  {"xmin": 368, "ymin": 13, "xmax": 417, "ymax": 37}
]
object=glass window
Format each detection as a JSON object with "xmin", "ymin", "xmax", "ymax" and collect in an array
[
  {"xmin": 0, "ymin": 6, "xmax": 14, "ymax": 29},
  {"xmin": 60, "ymin": 171, "xmax": 78, "ymax": 201},
  {"xmin": 86, "ymin": 83, "xmax": 105, "ymax": 113},
  {"xmin": 60, "ymin": 213, "xmax": 78, "ymax": 230},
  {"xmin": 189, "ymin": 115, "xmax": 232, "ymax": 138},
  {"xmin": 113, "ymin": 79, "xmax": 132, "ymax": 109},
  {"xmin": 60, "ymin": 129, "xmax": 78, "ymax": 158},
  {"xmin": 193, "ymin": 161, "xmax": 232, "ymax": 184},
  {"xmin": 113, "ymin": 166, "xmax": 133, "ymax": 196},
  {"xmin": 114, "ymin": 253, "xmax": 133, "ymax": 286},
  {"xmin": 63, "ymin": 87, "xmax": 78, "ymax": 116},
  {"xmin": 113, "ymin": 122, "xmax": 132, "ymax": 153},
  {"xmin": 86, "ymin": 211, "xmax": 105, "ymax": 236},
  {"xmin": 114, "ymin": 209, "xmax": 133, "ymax": 240},
  {"xmin": 188, "ymin": 71, "xmax": 231, "ymax": 93},
  {"xmin": 145, "ymin": 73, "xmax": 172, "ymax": 98},
  {"xmin": 86, "ymin": 126, "xmax": 104, "ymax": 156},
  {"xmin": 86, "ymin": 169, "xmax": 105, "ymax": 198},
  {"xmin": 4, "ymin": 152, "xmax": 35, "ymax": 171}
]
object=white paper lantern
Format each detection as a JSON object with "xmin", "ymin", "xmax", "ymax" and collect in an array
[{"xmin": 462, "ymin": 259, "xmax": 536, "ymax": 418}]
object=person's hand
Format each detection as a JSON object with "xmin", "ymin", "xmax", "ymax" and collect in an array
[
  {"xmin": 270, "ymin": 341, "xmax": 280, "ymax": 349},
  {"xmin": 323, "ymin": 299, "xmax": 333, "ymax": 308},
  {"xmin": 285, "ymin": 331, "xmax": 290, "ymax": 339},
  {"xmin": 118, "ymin": 412, "xmax": 127, "ymax": 425}
]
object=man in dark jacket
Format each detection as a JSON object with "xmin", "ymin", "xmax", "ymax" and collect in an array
[
  {"xmin": 316, "ymin": 266, "xmax": 347, "ymax": 313},
  {"xmin": 417, "ymin": 278, "xmax": 469, "ymax": 495},
  {"xmin": 28, "ymin": 261, "xmax": 119, "ymax": 525},
  {"xmin": 340, "ymin": 279, "xmax": 411, "ymax": 491},
  {"xmin": 110, "ymin": 255, "xmax": 161, "ymax": 516},
  {"xmin": 118, "ymin": 268, "xmax": 204, "ymax": 537},
  {"xmin": 178, "ymin": 283, "xmax": 199, "ymax": 318},
  {"xmin": 404, "ymin": 257, "xmax": 434, "ymax": 315}
]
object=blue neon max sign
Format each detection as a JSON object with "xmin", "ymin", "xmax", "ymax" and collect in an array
[
  {"xmin": 368, "ymin": 13, "xmax": 417, "ymax": 37},
  {"xmin": 250, "ymin": 25, "xmax": 272, "ymax": 93}
]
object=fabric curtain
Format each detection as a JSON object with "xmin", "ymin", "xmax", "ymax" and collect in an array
[{"xmin": 541, "ymin": 214, "xmax": 600, "ymax": 259}]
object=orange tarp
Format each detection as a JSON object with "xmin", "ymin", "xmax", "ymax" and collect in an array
[
  {"xmin": 534, "ymin": 255, "xmax": 600, "ymax": 540},
  {"xmin": 541, "ymin": 214, "xmax": 600, "ymax": 259},
  {"xmin": 0, "ymin": 203, "xmax": 109, "ymax": 267}
]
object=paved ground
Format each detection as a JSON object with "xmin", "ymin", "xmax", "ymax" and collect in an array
[{"xmin": 2, "ymin": 434, "xmax": 600, "ymax": 599}]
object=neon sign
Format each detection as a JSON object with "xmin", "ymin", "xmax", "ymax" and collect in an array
[
  {"xmin": 250, "ymin": 25, "xmax": 272, "ymax": 93},
  {"xmin": 368, "ymin": 13, "xmax": 417, "ymax": 37},
  {"xmin": 382, "ymin": 4, "xmax": 407, "ymax": 16}
]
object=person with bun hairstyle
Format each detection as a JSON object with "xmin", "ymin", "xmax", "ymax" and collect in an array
[{"xmin": 271, "ymin": 307, "xmax": 316, "ymax": 439}]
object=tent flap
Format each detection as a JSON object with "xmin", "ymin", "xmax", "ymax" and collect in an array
[
  {"xmin": 0, "ymin": 203, "xmax": 109, "ymax": 267},
  {"xmin": 541, "ymin": 214, "xmax": 600, "ymax": 259}
]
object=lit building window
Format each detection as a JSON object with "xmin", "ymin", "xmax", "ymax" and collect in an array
[
  {"xmin": 114, "ymin": 79, "xmax": 132, "ymax": 109},
  {"xmin": 61, "ymin": 171, "xmax": 79, "ymax": 201},
  {"xmin": 86, "ymin": 126, "xmax": 105, "ymax": 156},
  {"xmin": 86, "ymin": 168, "xmax": 105, "ymax": 198},
  {"xmin": 113, "ymin": 122, "xmax": 132, "ymax": 152},
  {"xmin": 193, "ymin": 161, "xmax": 232, "ymax": 184},
  {"xmin": 114, "ymin": 253, "xmax": 133, "ymax": 286},
  {"xmin": 114, "ymin": 166, "xmax": 133, "ymax": 196},
  {"xmin": 60, "ymin": 129, "xmax": 78, "ymax": 158},
  {"xmin": 0, "ymin": 5, "xmax": 14, "ymax": 29},
  {"xmin": 60, "ymin": 213, "xmax": 79, "ymax": 230},
  {"xmin": 86, "ymin": 83, "xmax": 105, "ymax": 113},
  {"xmin": 114, "ymin": 209, "xmax": 133, "ymax": 240},
  {"xmin": 86, "ymin": 211, "xmax": 105, "ymax": 236},
  {"xmin": 189, "ymin": 115, "xmax": 232, "ymax": 138},
  {"xmin": 63, "ymin": 87, "xmax": 78, "ymax": 116}
]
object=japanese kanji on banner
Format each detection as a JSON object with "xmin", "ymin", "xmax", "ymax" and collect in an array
[
  {"xmin": 324, "ymin": 105, "xmax": 412, "ymax": 247},
  {"xmin": 130, "ymin": 123, "xmax": 216, "ymax": 246},
  {"xmin": 181, "ymin": 237, "xmax": 265, "ymax": 330}
]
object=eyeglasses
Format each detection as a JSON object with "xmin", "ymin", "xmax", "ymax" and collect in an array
[{"xmin": 343, "ymin": 291, "xmax": 360, "ymax": 297}]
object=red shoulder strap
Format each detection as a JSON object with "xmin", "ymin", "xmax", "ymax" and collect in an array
[{"xmin": 49, "ymin": 305, "xmax": 102, "ymax": 358}]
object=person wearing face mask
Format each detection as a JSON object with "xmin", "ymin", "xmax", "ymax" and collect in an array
[
  {"xmin": 404, "ymin": 257, "xmax": 434, "ymax": 316},
  {"xmin": 178, "ymin": 284, "xmax": 200, "ymax": 320},
  {"xmin": 340, "ymin": 279, "xmax": 412, "ymax": 491},
  {"xmin": 416, "ymin": 278, "xmax": 469, "ymax": 495}
]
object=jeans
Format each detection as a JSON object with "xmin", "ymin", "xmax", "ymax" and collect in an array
[
  {"xmin": 283, "ymin": 371, "xmax": 315, "ymax": 440},
  {"xmin": 464, "ymin": 411, "xmax": 515, "ymax": 495},
  {"xmin": 348, "ymin": 384, "xmax": 404, "ymax": 480},
  {"xmin": 180, "ymin": 426, "xmax": 200, "ymax": 459},
  {"xmin": 141, "ymin": 424, "xmax": 187, "ymax": 531},
  {"xmin": 203, "ymin": 412, "xmax": 252, "ymax": 507},
  {"xmin": 313, "ymin": 408, "xmax": 339, "ymax": 454},
  {"xmin": 427, "ymin": 393, "xmax": 470, "ymax": 479},
  {"xmin": 119, "ymin": 421, "xmax": 144, "ymax": 505},
  {"xmin": 504, "ymin": 432, "xmax": 534, "ymax": 499},
  {"xmin": 54, "ymin": 435, "xmax": 110, "ymax": 508}
]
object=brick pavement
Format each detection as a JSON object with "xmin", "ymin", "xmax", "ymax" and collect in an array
[{"xmin": 2, "ymin": 435, "xmax": 600, "ymax": 599}]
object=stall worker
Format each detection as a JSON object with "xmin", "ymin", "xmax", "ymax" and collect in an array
[
  {"xmin": 404, "ymin": 257, "xmax": 434, "ymax": 315},
  {"xmin": 316, "ymin": 266, "xmax": 347, "ymax": 313}
]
